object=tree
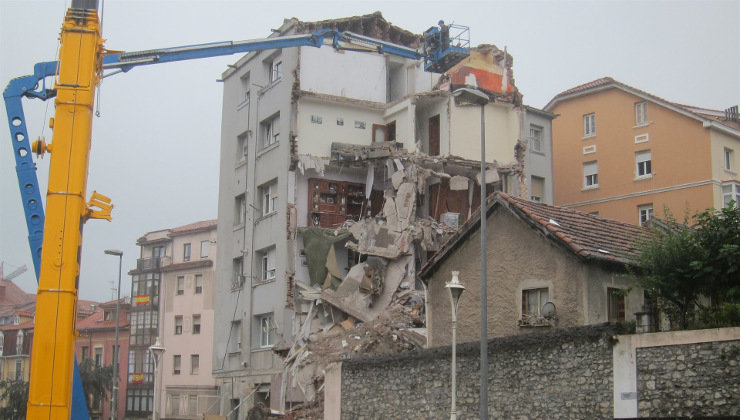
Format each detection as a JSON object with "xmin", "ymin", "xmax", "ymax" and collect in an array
[
  {"xmin": 634, "ymin": 204, "xmax": 740, "ymax": 329},
  {"xmin": 78, "ymin": 358, "xmax": 114, "ymax": 412},
  {"xmin": 0, "ymin": 380, "xmax": 29, "ymax": 420}
]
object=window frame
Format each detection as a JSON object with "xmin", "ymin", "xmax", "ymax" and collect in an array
[
  {"xmin": 174, "ymin": 315, "xmax": 183, "ymax": 335},
  {"xmin": 635, "ymin": 150, "xmax": 653, "ymax": 178},
  {"xmin": 190, "ymin": 354, "xmax": 199, "ymax": 375},
  {"xmin": 269, "ymin": 58, "xmax": 282, "ymax": 83},
  {"xmin": 635, "ymin": 101, "xmax": 648, "ymax": 126},
  {"xmin": 583, "ymin": 113, "xmax": 596, "ymax": 137},
  {"xmin": 638, "ymin": 204, "xmax": 654, "ymax": 226},
  {"xmin": 529, "ymin": 125, "xmax": 543, "ymax": 153},
  {"xmin": 176, "ymin": 276, "xmax": 185, "ymax": 296},
  {"xmin": 259, "ymin": 314, "xmax": 274, "ymax": 348},
  {"xmin": 200, "ymin": 241, "xmax": 209, "ymax": 258},
  {"xmin": 722, "ymin": 182, "xmax": 739, "ymax": 207},
  {"xmin": 192, "ymin": 314, "xmax": 201, "ymax": 335},
  {"xmin": 194, "ymin": 274, "xmax": 203, "ymax": 294},
  {"xmin": 261, "ymin": 114, "xmax": 280, "ymax": 149},
  {"xmin": 583, "ymin": 161, "xmax": 599, "ymax": 188},
  {"xmin": 259, "ymin": 180, "xmax": 278, "ymax": 217},
  {"xmin": 725, "ymin": 147, "xmax": 735, "ymax": 172},
  {"xmin": 608, "ymin": 288, "xmax": 626, "ymax": 322},
  {"xmin": 173, "ymin": 355, "xmax": 181, "ymax": 375},
  {"xmin": 530, "ymin": 175, "xmax": 545, "ymax": 202},
  {"xmin": 522, "ymin": 288, "xmax": 549, "ymax": 318},
  {"xmin": 183, "ymin": 243, "xmax": 191, "ymax": 262}
]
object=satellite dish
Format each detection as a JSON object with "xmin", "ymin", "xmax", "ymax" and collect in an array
[{"xmin": 541, "ymin": 302, "xmax": 556, "ymax": 319}]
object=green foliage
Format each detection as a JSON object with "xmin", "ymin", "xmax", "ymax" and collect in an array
[
  {"xmin": 633, "ymin": 204, "xmax": 740, "ymax": 330},
  {"xmin": 0, "ymin": 380, "xmax": 28, "ymax": 420},
  {"xmin": 78, "ymin": 358, "xmax": 114, "ymax": 412}
]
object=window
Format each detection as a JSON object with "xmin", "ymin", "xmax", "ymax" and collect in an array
[
  {"xmin": 82, "ymin": 346, "xmax": 89, "ymax": 360},
  {"xmin": 354, "ymin": 121, "xmax": 366, "ymax": 129},
  {"xmin": 239, "ymin": 73, "xmax": 250, "ymax": 106},
  {"xmin": 583, "ymin": 161, "xmax": 598, "ymax": 188},
  {"xmin": 175, "ymin": 316, "xmax": 183, "ymax": 335},
  {"xmin": 200, "ymin": 241, "xmax": 209, "ymax": 258},
  {"xmin": 173, "ymin": 355, "xmax": 181, "ymax": 375},
  {"xmin": 176, "ymin": 276, "xmax": 185, "ymax": 295},
  {"xmin": 583, "ymin": 113, "xmax": 595, "ymax": 137},
  {"xmin": 16, "ymin": 331, "xmax": 23, "ymax": 354},
  {"xmin": 232, "ymin": 258, "xmax": 244, "ymax": 290},
  {"xmin": 530, "ymin": 176, "xmax": 545, "ymax": 202},
  {"xmin": 229, "ymin": 320, "xmax": 242, "ymax": 353},
  {"xmin": 722, "ymin": 182, "xmax": 739, "ymax": 207},
  {"xmin": 258, "ymin": 248, "xmax": 276, "ymax": 282},
  {"xmin": 336, "ymin": 118, "xmax": 344, "ymax": 126},
  {"xmin": 529, "ymin": 125, "xmax": 543, "ymax": 153},
  {"xmin": 269, "ymin": 58, "xmax": 282, "ymax": 83},
  {"xmin": 170, "ymin": 394, "xmax": 180, "ymax": 416},
  {"xmin": 635, "ymin": 150, "xmax": 652, "ymax": 178},
  {"xmin": 183, "ymin": 243, "xmax": 191, "ymax": 262},
  {"xmin": 104, "ymin": 310, "xmax": 112, "ymax": 321},
  {"xmin": 259, "ymin": 180, "xmax": 278, "ymax": 216},
  {"xmin": 608, "ymin": 288, "xmax": 626, "ymax": 322},
  {"xmin": 635, "ymin": 101, "xmax": 648, "ymax": 126},
  {"xmin": 638, "ymin": 204, "xmax": 654, "ymax": 226},
  {"xmin": 15, "ymin": 360, "xmax": 22, "ymax": 381},
  {"xmin": 311, "ymin": 115, "xmax": 322, "ymax": 124},
  {"xmin": 194, "ymin": 274, "xmax": 203, "ymax": 294},
  {"xmin": 583, "ymin": 145, "xmax": 596, "ymax": 154},
  {"xmin": 237, "ymin": 131, "xmax": 249, "ymax": 163},
  {"xmin": 192, "ymin": 315, "xmax": 201, "ymax": 334},
  {"xmin": 261, "ymin": 114, "xmax": 280, "ymax": 149},
  {"xmin": 188, "ymin": 395, "xmax": 198, "ymax": 416},
  {"xmin": 235, "ymin": 194, "xmax": 246, "ymax": 226},
  {"xmin": 725, "ymin": 148, "xmax": 735, "ymax": 171},
  {"xmin": 259, "ymin": 315, "xmax": 274, "ymax": 348},
  {"xmin": 190, "ymin": 354, "xmax": 200, "ymax": 375},
  {"xmin": 94, "ymin": 347, "xmax": 103, "ymax": 367},
  {"xmin": 522, "ymin": 288, "xmax": 549, "ymax": 317}
]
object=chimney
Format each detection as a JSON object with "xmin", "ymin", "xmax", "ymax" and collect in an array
[{"xmin": 726, "ymin": 105, "xmax": 739, "ymax": 123}]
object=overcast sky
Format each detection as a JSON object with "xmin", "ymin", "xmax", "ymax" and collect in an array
[{"xmin": 1, "ymin": 0, "xmax": 738, "ymax": 302}]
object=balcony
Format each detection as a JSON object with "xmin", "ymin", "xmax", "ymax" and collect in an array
[{"xmin": 134, "ymin": 256, "xmax": 172, "ymax": 272}]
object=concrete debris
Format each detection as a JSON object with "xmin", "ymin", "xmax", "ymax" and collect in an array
[
  {"xmin": 296, "ymin": 154, "xmax": 327, "ymax": 176},
  {"xmin": 450, "ymin": 175, "xmax": 469, "ymax": 191}
]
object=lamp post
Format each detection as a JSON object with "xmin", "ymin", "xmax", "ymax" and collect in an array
[
  {"xmin": 148, "ymin": 337, "xmax": 166, "ymax": 420},
  {"xmin": 446, "ymin": 271, "xmax": 465, "ymax": 420},
  {"xmin": 452, "ymin": 86, "xmax": 490, "ymax": 419},
  {"xmin": 104, "ymin": 249, "xmax": 123, "ymax": 420}
]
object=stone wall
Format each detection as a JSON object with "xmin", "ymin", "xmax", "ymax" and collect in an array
[
  {"xmin": 636, "ymin": 340, "xmax": 740, "ymax": 418},
  {"xmin": 341, "ymin": 325, "xmax": 616, "ymax": 419},
  {"xmin": 336, "ymin": 325, "xmax": 740, "ymax": 419}
]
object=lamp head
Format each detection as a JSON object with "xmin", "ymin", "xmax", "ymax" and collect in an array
[
  {"xmin": 104, "ymin": 249, "xmax": 123, "ymax": 257},
  {"xmin": 445, "ymin": 271, "xmax": 466, "ymax": 307}
]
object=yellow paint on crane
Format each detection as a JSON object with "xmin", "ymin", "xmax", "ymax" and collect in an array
[{"xmin": 26, "ymin": 6, "xmax": 106, "ymax": 419}]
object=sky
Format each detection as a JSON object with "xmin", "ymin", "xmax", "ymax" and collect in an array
[{"xmin": 1, "ymin": 0, "xmax": 739, "ymax": 302}]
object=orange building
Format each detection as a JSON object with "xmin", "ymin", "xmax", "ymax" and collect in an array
[{"xmin": 545, "ymin": 77, "xmax": 740, "ymax": 225}]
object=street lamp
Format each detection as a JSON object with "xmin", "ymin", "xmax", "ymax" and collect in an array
[
  {"xmin": 452, "ymin": 86, "xmax": 490, "ymax": 419},
  {"xmin": 148, "ymin": 337, "xmax": 166, "ymax": 420},
  {"xmin": 446, "ymin": 271, "xmax": 465, "ymax": 420},
  {"xmin": 104, "ymin": 249, "xmax": 123, "ymax": 420}
]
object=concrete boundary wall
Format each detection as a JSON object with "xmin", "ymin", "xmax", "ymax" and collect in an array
[
  {"xmin": 325, "ymin": 325, "xmax": 740, "ymax": 419},
  {"xmin": 613, "ymin": 327, "xmax": 740, "ymax": 418}
]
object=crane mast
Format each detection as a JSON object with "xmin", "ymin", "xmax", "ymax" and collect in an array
[
  {"xmin": 26, "ymin": 3, "xmax": 108, "ymax": 418},
  {"xmin": 6, "ymin": 1, "xmax": 469, "ymax": 418}
]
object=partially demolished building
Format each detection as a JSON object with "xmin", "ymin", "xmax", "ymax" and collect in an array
[{"xmin": 212, "ymin": 12, "xmax": 553, "ymax": 415}]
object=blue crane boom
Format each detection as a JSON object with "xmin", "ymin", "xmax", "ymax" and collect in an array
[{"xmin": 4, "ymin": 14, "xmax": 468, "ymax": 420}]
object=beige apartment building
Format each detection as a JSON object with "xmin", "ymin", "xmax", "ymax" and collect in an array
[{"xmin": 545, "ymin": 77, "xmax": 739, "ymax": 225}]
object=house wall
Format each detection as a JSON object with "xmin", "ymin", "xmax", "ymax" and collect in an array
[
  {"xmin": 524, "ymin": 107, "xmax": 554, "ymax": 204},
  {"xmin": 427, "ymin": 207, "xmax": 643, "ymax": 347},
  {"xmin": 550, "ymin": 88, "xmax": 725, "ymax": 224},
  {"xmin": 582, "ymin": 265, "xmax": 643, "ymax": 325},
  {"xmin": 449, "ymin": 101, "xmax": 521, "ymax": 164},
  {"xmin": 295, "ymin": 98, "xmax": 384, "ymax": 157},
  {"xmin": 710, "ymin": 129, "xmax": 740, "ymax": 209},
  {"xmin": 299, "ymin": 47, "xmax": 387, "ymax": 102}
]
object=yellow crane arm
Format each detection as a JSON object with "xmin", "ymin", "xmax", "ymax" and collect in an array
[{"xmin": 27, "ymin": 5, "xmax": 105, "ymax": 419}]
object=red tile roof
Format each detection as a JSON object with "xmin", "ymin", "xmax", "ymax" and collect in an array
[
  {"xmin": 0, "ymin": 279, "xmax": 34, "ymax": 307},
  {"xmin": 170, "ymin": 219, "xmax": 217, "ymax": 234},
  {"xmin": 545, "ymin": 77, "xmax": 740, "ymax": 133},
  {"xmin": 419, "ymin": 193, "xmax": 651, "ymax": 278}
]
